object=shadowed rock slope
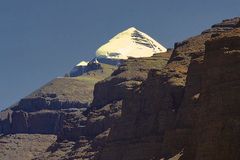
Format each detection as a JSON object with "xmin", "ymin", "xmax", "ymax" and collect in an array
[
  {"xmin": 35, "ymin": 17, "xmax": 240, "ymax": 160},
  {"xmin": 0, "ymin": 63, "xmax": 116, "ymax": 134},
  {"xmin": 34, "ymin": 51, "xmax": 171, "ymax": 160},
  {"xmin": 98, "ymin": 17, "xmax": 240, "ymax": 160}
]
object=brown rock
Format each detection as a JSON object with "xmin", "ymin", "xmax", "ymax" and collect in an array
[
  {"xmin": 11, "ymin": 111, "xmax": 28, "ymax": 133},
  {"xmin": 92, "ymin": 52, "xmax": 171, "ymax": 108},
  {"xmin": 1, "ymin": 17, "xmax": 240, "ymax": 160},
  {"xmin": 0, "ymin": 134, "xmax": 56, "ymax": 160},
  {"xmin": 99, "ymin": 17, "xmax": 240, "ymax": 160}
]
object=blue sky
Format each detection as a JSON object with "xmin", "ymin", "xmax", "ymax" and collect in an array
[{"xmin": 0, "ymin": 0, "xmax": 239, "ymax": 110}]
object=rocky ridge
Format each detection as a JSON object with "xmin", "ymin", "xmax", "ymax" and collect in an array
[
  {"xmin": 34, "ymin": 51, "xmax": 171, "ymax": 160},
  {"xmin": 97, "ymin": 17, "xmax": 240, "ymax": 160},
  {"xmin": 0, "ymin": 63, "xmax": 116, "ymax": 134},
  {"xmin": 36, "ymin": 17, "xmax": 240, "ymax": 160}
]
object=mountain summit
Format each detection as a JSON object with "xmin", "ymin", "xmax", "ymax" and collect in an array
[
  {"xmin": 96, "ymin": 27, "xmax": 167, "ymax": 59},
  {"xmin": 70, "ymin": 27, "xmax": 167, "ymax": 76}
]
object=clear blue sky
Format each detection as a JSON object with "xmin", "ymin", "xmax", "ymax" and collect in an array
[{"xmin": 0, "ymin": 0, "xmax": 239, "ymax": 110}]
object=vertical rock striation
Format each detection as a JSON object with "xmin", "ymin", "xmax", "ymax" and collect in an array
[{"xmin": 99, "ymin": 17, "xmax": 240, "ymax": 160}]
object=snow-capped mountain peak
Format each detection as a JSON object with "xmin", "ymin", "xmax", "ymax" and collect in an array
[
  {"xmin": 70, "ymin": 27, "xmax": 167, "ymax": 76},
  {"xmin": 96, "ymin": 27, "xmax": 167, "ymax": 59}
]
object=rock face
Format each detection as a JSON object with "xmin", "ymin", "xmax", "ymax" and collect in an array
[
  {"xmin": 97, "ymin": 17, "xmax": 240, "ymax": 160},
  {"xmin": 0, "ymin": 110, "xmax": 11, "ymax": 134},
  {"xmin": 161, "ymin": 20, "xmax": 240, "ymax": 160},
  {"xmin": 185, "ymin": 28, "xmax": 240, "ymax": 160},
  {"xmin": 0, "ymin": 17, "xmax": 240, "ymax": 160},
  {"xmin": 35, "ymin": 51, "xmax": 170, "ymax": 160},
  {"xmin": 202, "ymin": 17, "xmax": 240, "ymax": 34},
  {"xmin": 92, "ymin": 52, "xmax": 171, "ymax": 108},
  {"xmin": 0, "ymin": 63, "xmax": 116, "ymax": 135}
]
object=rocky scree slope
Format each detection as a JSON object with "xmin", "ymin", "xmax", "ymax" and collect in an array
[{"xmin": 0, "ymin": 134, "xmax": 56, "ymax": 160}]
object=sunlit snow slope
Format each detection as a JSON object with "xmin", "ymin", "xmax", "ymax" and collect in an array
[{"xmin": 96, "ymin": 27, "xmax": 167, "ymax": 59}]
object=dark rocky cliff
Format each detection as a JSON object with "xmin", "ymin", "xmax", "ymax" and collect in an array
[
  {"xmin": 34, "ymin": 51, "xmax": 171, "ymax": 160},
  {"xmin": 0, "ymin": 63, "xmax": 116, "ymax": 135},
  {"xmin": 98, "ymin": 17, "xmax": 240, "ymax": 160},
  {"xmin": 97, "ymin": 17, "xmax": 240, "ymax": 160}
]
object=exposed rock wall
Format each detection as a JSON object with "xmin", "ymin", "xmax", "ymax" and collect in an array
[
  {"xmin": 162, "ymin": 24, "xmax": 240, "ymax": 160},
  {"xmin": 9, "ymin": 110, "xmax": 61, "ymax": 134},
  {"xmin": 38, "ymin": 52, "xmax": 171, "ymax": 160},
  {"xmin": 98, "ymin": 17, "xmax": 240, "ymax": 160},
  {"xmin": 0, "ymin": 111, "xmax": 11, "ymax": 134},
  {"xmin": 187, "ymin": 29, "xmax": 240, "ymax": 160},
  {"xmin": 0, "ymin": 63, "xmax": 116, "ymax": 135},
  {"xmin": 92, "ymin": 52, "xmax": 171, "ymax": 108}
]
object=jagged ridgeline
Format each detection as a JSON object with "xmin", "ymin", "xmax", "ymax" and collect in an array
[
  {"xmin": 0, "ymin": 26, "xmax": 168, "ymax": 135},
  {"xmin": 0, "ymin": 17, "xmax": 240, "ymax": 160}
]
